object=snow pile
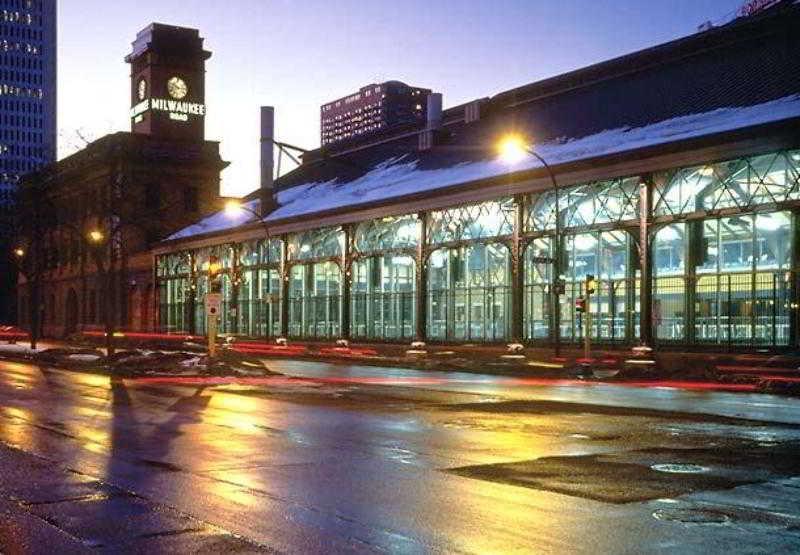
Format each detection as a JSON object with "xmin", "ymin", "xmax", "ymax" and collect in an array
[
  {"xmin": 67, "ymin": 353, "xmax": 103, "ymax": 362},
  {"xmin": 110, "ymin": 349, "xmax": 279, "ymax": 377},
  {"xmin": 35, "ymin": 348, "xmax": 105, "ymax": 366},
  {"xmin": 168, "ymin": 95, "xmax": 800, "ymax": 239},
  {"xmin": 0, "ymin": 344, "xmax": 38, "ymax": 357}
]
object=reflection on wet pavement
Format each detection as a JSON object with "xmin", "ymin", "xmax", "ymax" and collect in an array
[{"xmin": 0, "ymin": 358, "xmax": 799, "ymax": 553}]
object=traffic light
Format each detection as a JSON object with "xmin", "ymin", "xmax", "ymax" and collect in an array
[
  {"xmin": 208, "ymin": 256, "xmax": 221, "ymax": 278},
  {"xmin": 208, "ymin": 255, "xmax": 222, "ymax": 293},
  {"xmin": 575, "ymin": 296, "xmax": 586, "ymax": 313},
  {"xmin": 586, "ymin": 274, "xmax": 597, "ymax": 295}
]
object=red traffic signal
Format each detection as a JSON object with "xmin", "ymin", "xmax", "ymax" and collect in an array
[{"xmin": 575, "ymin": 296, "xmax": 586, "ymax": 313}]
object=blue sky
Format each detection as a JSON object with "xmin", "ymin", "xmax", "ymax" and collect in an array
[{"xmin": 58, "ymin": 0, "xmax": 743, "ymax": 196}]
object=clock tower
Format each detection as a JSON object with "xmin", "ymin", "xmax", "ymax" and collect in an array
[{"xmin": 126, "ymin": 23, "xmax": 211, "ymax": 142}]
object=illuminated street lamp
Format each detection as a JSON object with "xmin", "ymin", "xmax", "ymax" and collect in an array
[
  {"xmin": 224, "ymin": 198, "xmax": 270, "ymax": 230},
  {"xmin": 498, "ymin": 134, "xmax": 564, "ymax": 357},
  {"xmin": 224, "ymin": 198, "xmax": 258, "ymax": 218},
  {"xmin": 13, "ymin": 247, "xmax": 25, "ymax": 258},
  {"xmin": 87, "ymin": 229, "xmax": 105, "ymax": 244}
]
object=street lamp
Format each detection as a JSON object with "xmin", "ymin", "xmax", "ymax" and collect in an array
[
  {"xmin": 497, "ymin": 134, "xmax": 563, "ymax": 357},
  {"xmin": 13, "ymin": 247, "xmax": 25, "ymax": 258},
  {"xmin": 87, "ymin": 229, "xmax": 105, "ymax": 244},
  {"xmin": 224, "ymin": 198, "xmax": 263, "ymax": 220}
]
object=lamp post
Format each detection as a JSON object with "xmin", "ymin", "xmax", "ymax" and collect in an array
[
  {"xmin": 224, "ymin": 198, "xmax": 278, "ymax": 338},
  {"xmin": 12, "ymin": 246, "xmax": 41, "ymax": 350},
  {"xmin": 84, "ymin": 227, "xmax": 116, "ymax": 354},
  {"xmin": 498, "ymin": 135, "xmax": 563, "ymax": 357}
]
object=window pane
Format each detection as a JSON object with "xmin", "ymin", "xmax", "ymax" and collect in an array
[
  {"xmin": 654, "ymin": 277, "xmax": 685, "ymax": 341},
  {"xmin": 427, "ymin": 199, "xmax": 514, "ymax": 244},
  {"xmin": 755, "ymin": 211, "xmax": 791, "ymax": 270},
  {"xmin": 600, "ymin": 231, "xmax": 628, "ymax": 279},
  {"xmin": 288, "ymin": 227, "xmax": 343, "ymax": 260},
  {"xmin": 426, "ymin": 244, "xmax": 510, "ymax": 341},
  {"xmin": 355, "ymin": 214, "xmax": 419, "ymax": 253},
  {"xmin": 654, "ymin": 224, "xmax": 685, "ymax": 276},
  {"xmin": 719, "ymin": 215, "xmax": 753, "ymax": 272}
]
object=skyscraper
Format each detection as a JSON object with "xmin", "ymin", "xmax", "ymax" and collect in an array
[{"xmin": 0, "ymin": 0, "xmax": 57, "ymax": 322}]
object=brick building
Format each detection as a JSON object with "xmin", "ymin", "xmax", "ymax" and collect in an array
[{"xmin": 15, "ymin": 23, "xmax": 226, "ymax": 337}]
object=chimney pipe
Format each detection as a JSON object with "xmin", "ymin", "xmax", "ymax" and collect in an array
[
  {"xmin": 260, "ymin": 106, "xmax": 276, "ymax": 216},
  {"xmin": 419, "ymin": 93, "xmax": 443, "ymax": 151},
  {"xmin": 427, "ymin": 93, "xmax": 442, "ymax": 129}
]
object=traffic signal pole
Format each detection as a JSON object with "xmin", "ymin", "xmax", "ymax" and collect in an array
[
  {"xmin": 208, "ymin": 312, "xmax": 218, "ymax": 358},
  {"xmin": 584, "ymin": 289, "xmax": 592, "ymax": 360},
  {"xmin": 584, "ymin": 275, "xmax": 596, "ymax": 361},
  {"xmin": 206, "ymin": 256, "xmax": 222, "ymax": 358}
]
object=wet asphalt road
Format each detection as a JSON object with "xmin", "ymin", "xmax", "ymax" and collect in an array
[{"xmin": 1, "ymin": 358, "xmax": 800, "ymax": 554}]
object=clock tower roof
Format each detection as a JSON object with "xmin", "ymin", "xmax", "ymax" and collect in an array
[{"xmin": 125, "ymin": 23, "xmax": 211, "ymax": 64}]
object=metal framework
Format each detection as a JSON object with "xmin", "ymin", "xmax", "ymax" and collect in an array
[{"xmin": 155, "ymin": 148, "xmax": 800, "ymax": 349}]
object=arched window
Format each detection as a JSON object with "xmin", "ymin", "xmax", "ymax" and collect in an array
[
  {"xmin": 287, "ymin": 227, "xmax": 344, "ymax": 339},
  {"xmin": 288, "ymin": 261, "xmax": 341, "ymax": 339},
  {"xmin": 426, "ymin": 200, "xmax": 513, "ymax": 342},
  {"xmin": 236, "ymin": 238, "xmax": 282, "ymax": 337},
  {"xmin": 352, "ymin": 214, "xmax": 419, "ymax": 340},
  {"xmin": 561, "ymin": 230, "xmax": 635, "ymax": 342}
]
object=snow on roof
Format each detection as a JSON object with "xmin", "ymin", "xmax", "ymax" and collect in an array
[
  {"xmin": 167, "ymin": 94, "xmax": 800, "ymax": 241},
  {"xmin": 167, "ymin": 198, "xmax": 259, "ymax": 240}
]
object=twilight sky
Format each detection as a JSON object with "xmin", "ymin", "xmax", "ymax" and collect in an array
[{"xmin": 58, "ymin": 0, "xmax": 743, "ymax": 197}]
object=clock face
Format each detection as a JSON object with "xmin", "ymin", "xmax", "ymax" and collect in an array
[
  {"xmin": 167, "ymin": 76, "xmax": 188, "ymax": 100},
  {"xmin": 137, "ymin": 78, "xmax": 147, "ymax": 101}
]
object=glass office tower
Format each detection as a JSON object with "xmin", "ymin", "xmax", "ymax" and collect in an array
[{"xmin": 0, "ymin": 0, "xmax": 56, "ymax": 321}]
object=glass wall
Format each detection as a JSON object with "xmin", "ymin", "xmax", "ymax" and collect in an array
[
  {"xmin": 653, "ymin": 211, "xmax": 793, "ymax": 346},
  {"xmin": 427, "ymin": 243, "xmax": 511, "ymax": 341},
  {"xmin": 193, "ymin": 244, "xmax": 235, "ymax": 334},
  {"xmin": 524, "ymin": 177, "xmax": 641, "ymax": 344},
  {"xmin": 351, "ymin": 215, "xmax": 418, "ymax": 340},
  {"xmin": 156, "ymin": 252, "xmax": 192, "ymax": 333},
  {"xmin": 694, "ymin": 211, "xmax": 792, "ymax": 345},
  {"xmin": 236, "ymin": 238, "xmax": 282, "ymax": 337},
  {"xmin": 287, "ymin": 227, "xmax": 344, "ymax": 339},
  {"xmin": 154, "ymin": 149, "xmax": 799, "ymax": 350},
  {"xmin": 426, "ymin": 199, "xmax": 513, "ymax": 342},
  {"xmin": 562, "ymin": 230, "xmax": 635, "ymax": 342},
  {"xmin": 523, "ymin": 237, "xmax": 552, "ymax": 340}
]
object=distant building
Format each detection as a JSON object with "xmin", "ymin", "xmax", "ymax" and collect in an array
[
  {"xmin": 321, "ymin": 81, "xmax": 431, "ymax": 147},
  {"xmin": 0, "ymin": 0, "xmax": 56, "ymax": 321},
  {"xmin": 15, "ymin": 23, "xmax": 226, "ymax": 337}
]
